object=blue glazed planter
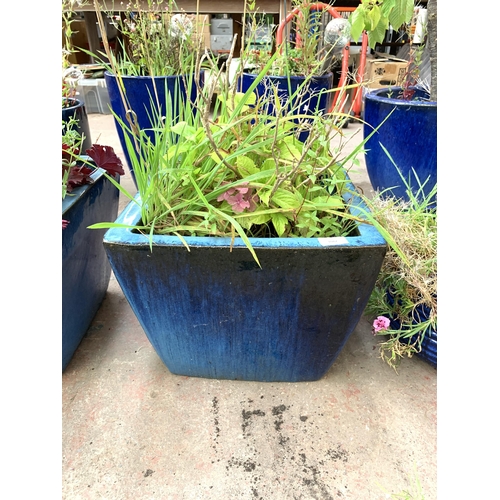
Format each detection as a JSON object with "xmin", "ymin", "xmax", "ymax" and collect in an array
[
  {"xmin": 103, "ymin": 178, "xmax": 386, "ymax": 382},
  {"xmin": 363, "ymin": 87, "xmax": 437, "ymax": 204},
  {"xmin": 104, "ymin": 72, "xmax": 200, "ymax": 186},
  {"xmin": 62, "ymin": 169, "xmax": 120, "ymax": 371},
  {"xmin": 384, "ymin": 290, "xmax": 437, "ymax": 367},
  {"xmin": 62, "ymin": 98, "xmax": 92, "ymax": 153},
  {"xmin": 238, "ymin": 72, "xmax": 333, "ymax": 142}
]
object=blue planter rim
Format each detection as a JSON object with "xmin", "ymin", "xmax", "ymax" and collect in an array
[
  {"xmin": 104, "ymin": 70, "xmax": 196, "ymax": 82},
  {"xmin": 365, "ymin": 86, "xmax": 437, "ymax": 108},
  {"xmin": 104, "ymin": 178, "xmax": 386, "ymax": 250},
  {"xmin": 62, "ymin": 98, "xmax": 84, "ymax": 111},
  {"xmin": 241, "ymin": 71, "xmax": 333, "ymax": 83},
  {"xmin": 62, "ymin": 167, "xmax": 106, "ymax": 216}
]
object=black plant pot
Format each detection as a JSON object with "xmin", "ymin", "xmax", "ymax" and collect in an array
[{"xmin": 62, "ymin": 98, "xmax": 92, "ymax": 153}]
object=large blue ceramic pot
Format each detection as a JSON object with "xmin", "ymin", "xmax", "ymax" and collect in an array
[
  {"xmin": 104, "ymin": 72, "xmax": 200, "ymax": 186},
  {"xmin": 238, "ymin": 72, "xmax": 333, "ymax": 142},
  {"xmin": 363, "ymin": 87, "xmax": 437, "ymax": 204},
  {"xmin": 62, "ymin": 169, "xmax": 120, "ymax": 371},
  {"xmin": 103, "ymin": 176, "xmax": 386, "ymax": 382},
  {"xmin": 62, "ymin": 98, "xmax": 92, "ymax": 153}
]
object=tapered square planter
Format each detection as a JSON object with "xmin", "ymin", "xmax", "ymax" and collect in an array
[
  {"xmin": 103, "ymin": 179, "xmax": 386, "ymax": 382},
  {"xmin": 62, "ymin": 169, "xmax": 120, "ymax": 371}
]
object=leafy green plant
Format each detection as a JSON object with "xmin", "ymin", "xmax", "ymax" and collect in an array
[
  {"xmin": 241, "ymin": 0, "xmax": 346, "ymax": 77},
  {"xmin": 349, "ymin": 0, "xmax": 437, "ymax": 101},
  {"xmin": 349, "ymin": 0, "xmax": 415, "ymax": 49},
  {"xmin": 361, "ymin": 166, "xmax": 437, "ymax": 369},
  {"xmin": 97, "ymin": 0, "xmax": 204, "ymax": 77},
  {"xmin": 62, "ymin": 0, "xmax": 88, "ymax": 106},
  {"xmin": 89, "ymin": 48, "xmax": 375, "ymax": 264},
  {"xmin": 62, "ymin": 120, "xmax": 124, "ymax": 206}
]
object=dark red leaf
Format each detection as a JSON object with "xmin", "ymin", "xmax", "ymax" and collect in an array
[
  {"xmin": 66, "ymin": 165, "xmax": 94, "ymax": 192},
  {"xmin": 85, "ymin": 144, "xmax": 125, "ymax": 177}
]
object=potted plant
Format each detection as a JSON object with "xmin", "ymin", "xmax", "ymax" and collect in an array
[
  {"xmin": 237, "ymin": 1, "xmax": 362, "ymax": 139},
  {"xmin": 361, "ymin": 176, "xmax": 437, "ymax": 369},
  {"xmin": 89, "ymin": 52, "xmax": 387, "ymax": 382},
  {"xmin": 62, "ymin": 1, "xmax": 92, "ymax": 152},
  {"xmin": 89, "ymin": 0, "xmax": 205, "ymax": 185},
  {"xmin": 62, "ymin": 120, "xmax": 125, "ymax": 371},
  {"xmin": 349, "ymin": 0, "xmax": 437, "ymax": 204}
]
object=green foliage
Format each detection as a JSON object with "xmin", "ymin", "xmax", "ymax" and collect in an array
[
  {"xmin": 361, "ymin": 172, "xmax": 437, "ymax": 369},
  {"xmin": 349, "ymin": 0, "xmax": 414, "ymax": 49},
  {"xmin": 62, "ymin": 118, "xmax": 84, "ymax": 199},
  {"xmin": 241, "ymin": 1, "xmax": 334, "ymax": 77},
  {"xmin": 100, "ymin": 0, "xmax": 203, "ymax": 77},
  {"xmin": 89, "ymin": 55, "xmax": 374, "ymax": 263}
]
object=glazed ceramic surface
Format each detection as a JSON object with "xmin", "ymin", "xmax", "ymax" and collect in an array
[
  {"xmin": 238, "ymin": 73, "xmax": 333, "ymax": 142},
  {"xmin": 105, "ymin": 72, "xmax": 200, "ymax": 185},
  {"xmin": 103, "ymin": 178, "xmax": 386, "ymax": 382},
  {"xmin": 363, "ymin": 87, "xmax": 437, "ymax": 204},
  {"xmin": 62, "ymin": 169, "xmax": 120, "ymax": 371}
]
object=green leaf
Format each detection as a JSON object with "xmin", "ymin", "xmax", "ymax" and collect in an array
[
  {"xmin": 236, "ymin": 155, "xmax": 259, "ymax": 176},
  {"xmin": 163, "ymin": 142, "xmax": 191, "ymax": 161},
  {"xmin": 271, "ymin": 213, "xmax": 288, "ymax": 236},
  {"xmin": 170, "ymin": 121, "xmax": 197, "ymax": 140},
  {"xmin": 368, "ymin": 17, "xmax": 390, "ymax": 49},
  {"xmin": 308, "ymin": 195, "xmax": 345, "ymax": 209},
  {"xmin": 259, "ymin": 189, "xmax": 271, "ymax": 206},
  {"xmin": 380, "ymin": 0, "xmax": 396, "ymax": 18},
  {"xmin": 271, "ymin": 189, "xmax": 302, "ymax": 209},
  {"xmin": 241, "ymin": 212, "xmax": 272, "ymax": 226},
  {"xmin": 218, "ymin": 91, "xmax": 257, "ymax": 113},
  {"xmin": 210, "ymin": 149, "xmax": 228, "ymax": 164},
  {"xmin": 367, "ymin": 4, "xmax": 381, "ymax": 31},
  {"xmin": 388, "ymin": 0, "xmax": 414, "ymax": 31},
  {"xmin": 349, "ymin": 8, "xmax": 366, "ymax": 42},
  {"xmin": 278, "ymin": 141, "xmax": 302, "ymax": 162}
]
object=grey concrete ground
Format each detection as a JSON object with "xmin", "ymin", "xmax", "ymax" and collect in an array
[{"xmin": 62, "ymin": 113, "xmax": 437, "ymax": 500}]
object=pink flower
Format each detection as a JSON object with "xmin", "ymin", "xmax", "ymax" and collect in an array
[
  {"xmin": 217, "ymin": 182, "xmax": 258, "ymax": 213},
  {"xmin": 372, "ymin": 316, "xmax": 390, "ymax": 334}
]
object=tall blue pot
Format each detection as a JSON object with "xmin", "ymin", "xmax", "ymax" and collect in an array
[
  {"xmin": 102, "ymin": 176, "xmax": 386, "ymax": 382},
  {"xmin": 104, "ymin": 72, "xmax": 200, "ymax": 186},
  {"xmin": 363, "ymin": 87, "xmax": 437, "ymax": 204},
  {"xmin": 62, "ymin": 169, "xmax": 120, "ymax": 371},
  {"xmin": 238, "ymin": 72, "xmax": 333, "ymax": 142}
]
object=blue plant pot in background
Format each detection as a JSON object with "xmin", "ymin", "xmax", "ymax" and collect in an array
[
  {"xmin": 385, "ymin": 291, "xmax": 437, "ymax": 368},
  {"xmin": 62, "ymin": 98, "xmax": 92, "ymax": 153},
  {"xmin": 105, "ymin": 72, "xmax": 200, "ymax": 186},
  {"xmin": 363, "ymin": 87, "xmax": 437, "ymax": 204},
  {"xmin": 103, "ymin": 177, "xmax": 386, "ymax": 382},
  {"xmin": 62, "ymin": 169, "xmax": 120, "ymax": 371},
  {"xmin": 238, "ymin": 72, "xmax": 333, "ymax": 142}
]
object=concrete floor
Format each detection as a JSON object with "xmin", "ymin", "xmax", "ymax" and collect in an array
[{"xmin": 62, "ymin": 112, "xmax": 437, "ymax": 500}]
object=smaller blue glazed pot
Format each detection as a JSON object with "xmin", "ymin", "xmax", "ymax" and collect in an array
[
  {"xmin": 363, "ymin": 87, "xmax": 437, "ymax": 205},
  {"xmin": 238, "ymin": 72, "xmax": 333, "ymax": 142}
]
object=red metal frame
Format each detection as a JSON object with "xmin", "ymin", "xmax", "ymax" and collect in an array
[{"xmin": 275, "ymin": 2, "xmax": 367, "ymax": 117}]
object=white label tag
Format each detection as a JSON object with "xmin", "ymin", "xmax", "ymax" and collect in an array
[{"xmin": 318, "ymin": 237, "xmax": 349, "ymax": 246}]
